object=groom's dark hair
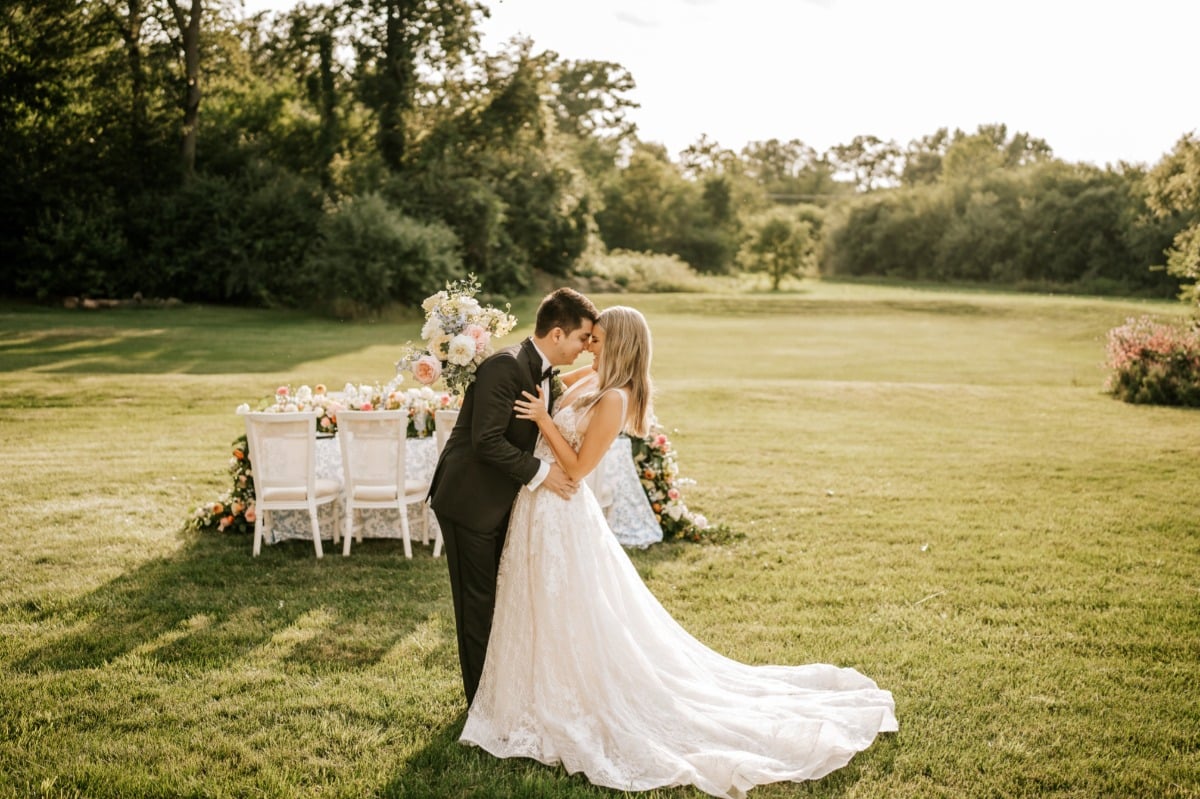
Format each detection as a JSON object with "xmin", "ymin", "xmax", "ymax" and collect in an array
[{"xmin": 534, "ymin": 287, "xmax": 599, "ymax": 337}]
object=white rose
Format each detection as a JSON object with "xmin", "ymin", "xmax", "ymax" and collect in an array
[
  {"xmin": 422, "ymin": 291, "xmax": 446, "ymax": 314},
  {"xmin": 295, "ymin": 385, "xmax": 312, "ymax": 403},
  {"xmin": 421, "ymin": 316, "xmax": 444, "ymax": 341},
  {"xmin": 446, "ymin": 334, "xmax": 477, "ymax": 366},
  {"xmin": 235, "ymin": 403, "xmax": 250, "ymax": 414}
]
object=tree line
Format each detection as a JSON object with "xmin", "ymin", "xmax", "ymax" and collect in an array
[{"xmin": 3, "ymin": 1, "xmax": 1197, "ymax": 312}]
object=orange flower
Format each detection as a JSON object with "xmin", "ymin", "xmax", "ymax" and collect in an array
[
  {"xmin": 232, "ymin": 448, "xmax": 245, "ymax": 460},
  {"xmin": 210, "ymin": 502, "xmax": 224, "ymax": 514},
  {"xmin": 643, "ymin": 469, "xmax": 655, "ymax": 480}
]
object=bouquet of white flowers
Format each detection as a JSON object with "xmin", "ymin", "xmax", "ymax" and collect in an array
[{"xmin": 395, "ymin": 275, "xmax": 518, "ymax": 396}]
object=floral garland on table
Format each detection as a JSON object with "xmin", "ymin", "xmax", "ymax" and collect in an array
[
  {"xmin": 395, "ymin": 274, "xmax": 518, "ymax": 396},
  {"xmin": 630, "ymin": 420, "xmax": 730, "ymax": 543}
]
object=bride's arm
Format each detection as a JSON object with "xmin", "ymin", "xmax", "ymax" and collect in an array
[
  {"xmin": 514, "ymin": 390, "xmax": 624, "ymax": 483},
  {"xmin": 560, "ymin": 365, "xmax": 594, "ymax": 388}
]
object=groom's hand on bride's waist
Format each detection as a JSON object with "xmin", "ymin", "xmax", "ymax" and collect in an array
[{"xmin": 541, "ymin": 463, "xmax": 578, "ymax": 500}]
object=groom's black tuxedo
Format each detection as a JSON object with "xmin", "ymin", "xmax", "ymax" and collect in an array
[{"xmin": 429, "ymin": 338, "xmax": 550, "ymax": 704}]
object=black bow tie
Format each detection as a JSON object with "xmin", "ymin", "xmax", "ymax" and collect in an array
[{"xmin": 541, "ymin": 366, "xmax": 558, "ymax": 382}]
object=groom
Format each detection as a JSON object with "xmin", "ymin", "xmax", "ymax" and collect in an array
[{"xmin": 429, "ymin": 287, "xmax": 599, "ymax": 705}]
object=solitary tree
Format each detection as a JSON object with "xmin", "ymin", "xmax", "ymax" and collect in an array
[{"xmin": 741, "ymin": 208, "xmax": 817, "ymax": 290}]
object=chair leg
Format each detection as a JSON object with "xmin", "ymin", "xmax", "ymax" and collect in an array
[
  {"xmin": 398, "ymin": 503, "xmax": 412, "ymax": 559},
  {"xmin": 343, "ymin": 504, "xmax": 354, "ymax": 556},
  {"xmin": 431, "ymin": 512, "xmax": 443, "ymax": 558},
  {"xmin": 309, "ymin": 506, "xmax": 324, "ymax": 558},
  {"xmin": 253, "ymin": 513, "xmax": 264, "ymax": 556}
]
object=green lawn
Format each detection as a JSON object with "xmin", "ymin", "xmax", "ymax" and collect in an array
[{"xmin": 1, "ymin": 283, "xmax": 1197, "ymax": 799}]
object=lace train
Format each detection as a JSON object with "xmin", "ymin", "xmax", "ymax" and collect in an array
[{"xmin": 460, "ymin": 399, "xmax": 896, "ymax": 798}]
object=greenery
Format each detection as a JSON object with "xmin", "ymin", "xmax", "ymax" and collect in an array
[
  {"xmin": 4, "ymin": 3, "xmax": 1196, "ymax": 307},
  {"xmin": 2, "ymin": 283, "xmax": 1197, "ymax": 798}
]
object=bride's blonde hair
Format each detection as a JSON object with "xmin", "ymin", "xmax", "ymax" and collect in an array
[{"xmin": 578, "ymin": 306, "xmax": 653, "ymax": 437}]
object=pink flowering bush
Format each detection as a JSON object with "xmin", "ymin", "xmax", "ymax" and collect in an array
[{"xmin": 1105, "ymin": 315, "xmax": 1200, "ymax": 406}]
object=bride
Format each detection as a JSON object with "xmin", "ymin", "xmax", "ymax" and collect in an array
[{"xmin": 460, "ymin": 306, "xmax": 897, "ymax": 798}]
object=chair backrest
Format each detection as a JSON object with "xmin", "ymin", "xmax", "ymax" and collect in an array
[
  {"xmin": 338, "ymin": 410, "xmax": 408, "ymax": 491},
  {"xmin": 241, "ymin": 411, "xmax": 319, "ymax": 500},
  {"xmin": 434, "ymin": 409, "xmax": 459, "ymax": 458}
]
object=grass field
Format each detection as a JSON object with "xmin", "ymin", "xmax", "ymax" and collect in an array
[{"xmin": 1, "ymin": 282, "xmax": 1197, "ymax": 798}]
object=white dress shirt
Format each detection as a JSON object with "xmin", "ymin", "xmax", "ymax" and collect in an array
[{"xmin": 526, "ymin": 342, "xmax": 553, "ymax": 491}]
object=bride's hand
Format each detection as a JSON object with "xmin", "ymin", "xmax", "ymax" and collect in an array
[{"xmin": 514, "ymin": 389, "xmax": 550, "ymax": 426}]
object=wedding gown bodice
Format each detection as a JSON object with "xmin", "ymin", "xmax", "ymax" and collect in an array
[
  {"xmin": 533, "ymin": 399, "xmax": 586, "ymax": 462},
  {"xmin": 461, "ymin": 385, "xmax": 896, "ymax": 799}
]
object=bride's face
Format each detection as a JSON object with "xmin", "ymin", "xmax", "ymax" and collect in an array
[{"xmin": 588, "ymin": 324, "xmax": 606, "ymax": 370}]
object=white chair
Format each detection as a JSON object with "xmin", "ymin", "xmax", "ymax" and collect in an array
[
  {"xmin": 241, "ymin": 410, "xmax": 341, "ymax": 558},
  {"xmin": 338, "ymin": 410, "xmax": 429, "ymax": 557},
  {"xmin": 430, "ymin": 409, "xmax": 460, "ymax": 558}
]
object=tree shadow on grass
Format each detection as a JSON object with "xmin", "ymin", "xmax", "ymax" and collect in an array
[
  {"xmin": 13, "ymin": 531, "xmax": 450, "ymax": 675},
  {"xmin": 0, "ymin": 304, "xmax": 416, "ymax": 375}
]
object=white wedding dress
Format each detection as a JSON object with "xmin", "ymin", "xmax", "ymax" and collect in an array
[{"xmin": 460, "ymin": 391, "xmax": 898, "ymax": 799}]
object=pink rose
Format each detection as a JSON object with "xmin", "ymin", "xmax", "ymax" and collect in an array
[
  {"xmin": 412, "ymin": 354, "xmax": 442, "ymax": 385},
  {"xmin": 276, "ymin": 386, "xmax": 289, "ymax": 397},
  {"xmin": 358, "ymin": 401, "xmax": 373, "ymax": 411},
  {"xmin": 464, "ymin": 323, "xmax": 491, "ymax": 350},
  {"xmin": 245, "ymin": 506, "xmax": 257, "ymax": 523},
  {"xmin": 668, "ymin": 488, "xmax": 680, "ymax": 500}
]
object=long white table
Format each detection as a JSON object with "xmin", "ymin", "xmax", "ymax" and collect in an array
[
  {"xmin": 266, "ymin": 434, "xmax": 662, "ymax": 549},
  {"xmin": 266, "ymin": 436, "xmax": 438, "ymax": 546}
]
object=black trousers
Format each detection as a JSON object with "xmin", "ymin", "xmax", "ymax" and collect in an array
[{"xmin": 435, "ymin": 511, "xmax": 509, "ymax": 705}]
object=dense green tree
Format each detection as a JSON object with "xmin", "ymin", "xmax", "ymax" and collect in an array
[
  {"xmin": 828, "ymin": 134, "xmax": 902, "ymax": 192},
  {"xmin": 348, "ymin": 0, "xmax": 483, "ymax": 170},
  {"xmin": 739, "ymin": 138, "xmax": 843, "ymax": 203},
  {"xmin": 1144, "ymin": 132, "xmax": 1200, "ymax": 304}
]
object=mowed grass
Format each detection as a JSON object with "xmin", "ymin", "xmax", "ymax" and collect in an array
[{"xmin": 0, "ymin": 282, "xmax": 1196, "ymax": 799}]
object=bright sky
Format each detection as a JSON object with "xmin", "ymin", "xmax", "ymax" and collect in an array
[{"xmin": 242, "ymin": 0, "xmax": 1198, "ymax": 167}]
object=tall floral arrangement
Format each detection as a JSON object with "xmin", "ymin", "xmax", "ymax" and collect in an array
[
  {"xmin": 188, "ymin": 434, "xmax": 256, "ymax": 534},
  {"xmin": 395, "ymin": 274, "xmax": 518, "ymax": 396}
]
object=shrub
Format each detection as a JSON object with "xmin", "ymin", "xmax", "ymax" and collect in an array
[
  {"xmin": 581, "ymin": 249, "xmax": 705, "ymax": 292},
  {"xmin": 302, "ymin": 192, "xmax": 463, "ymax": 317},
  {"xmin": 20, "ymin": 192, "xmax": 130, "ymax": 300},
  {"xmin": 1105, "ymin": 315, "xmax": 1200, "ymax": 406}
]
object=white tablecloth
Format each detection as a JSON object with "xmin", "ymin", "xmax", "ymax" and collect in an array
[
  {"xmin": 591, "ymin": 436, "xmax": 662, "ymax": 549},
  {"xmin": 266, "ymin": 436, "xmax": 438, "ymax": 545},
  {"xmin": 266, "ymin": 433, "xmax": 662, "ymax": 548}
]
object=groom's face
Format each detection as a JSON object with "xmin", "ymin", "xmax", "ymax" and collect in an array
[{"xmin": 550, "ymin": 320, "xmax": 594, "ymax": 366}]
